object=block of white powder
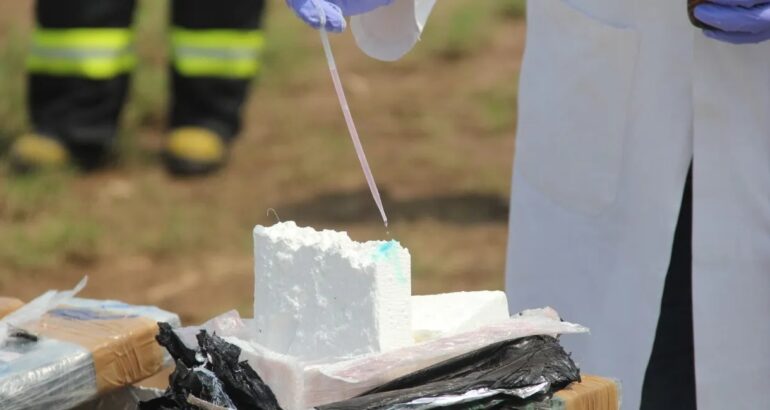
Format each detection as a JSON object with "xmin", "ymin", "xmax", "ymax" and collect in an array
[
  {"xmin": 411, "ymin": 291, "xmax": 510, "ymax": 342},
  {"xmin": 253, "ymin": 222, "xmax": 412, "ymax": 361}
]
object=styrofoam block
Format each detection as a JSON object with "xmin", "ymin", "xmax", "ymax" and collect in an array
[
  {"xmin": 253, "ymin": 222, "xmax": 412, "ymax": 362},
  {"xmin": 411, "ymin": 291, "xmax": 510, "ymax": 342}
]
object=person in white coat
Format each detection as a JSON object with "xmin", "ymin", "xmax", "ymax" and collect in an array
[{"xmin": 286, "ymin": 0, "xmax": 770, "ymax": 408}]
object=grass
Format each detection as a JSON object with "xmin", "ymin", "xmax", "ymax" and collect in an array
[
  {"xmin": 497, "ymin": 0, "xmax": 527, "ymax": 19},
  {"xmin": 0, "ymin": 26, "xmax": 29, "ymax": 153},
  {"xmin": 474, "ymin": 81, "xmax": 518, "ymax": 135},
  {"xmin": 260, "ymin": 6, "xmax": 316, "ymax": 89},
  {"xmin": 118, "ymin": 0, "xmax": 169, "ymax": 166},
  {"xmin": 0, "ymin": 216, "xmax": 102, "ymax": 271},
  {"xmin": 2, "ymin": 172, "xmax": 69, "ymax": 219},
  {"xmin": 137, "ymin": 204, "xmax": 207, "ymax": 259},
  {"xmin": 0, "ymin": 171, "xmax": 102, "ymax": 273},
  {"xmin": 423, "ymin": 0, "xmax": 495, "ymax": 60}
]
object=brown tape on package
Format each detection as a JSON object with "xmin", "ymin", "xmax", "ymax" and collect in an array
[
  {"xmin": 25, "ymin": 309, "xmax": 165, "ymax": 392},
  {"xmin": 553, "ymin": 375, "xmax": 620, "ymax": 410},
  {"xmin": 0, "ymin": 297, "xmax": 24, "ymax": 319}
]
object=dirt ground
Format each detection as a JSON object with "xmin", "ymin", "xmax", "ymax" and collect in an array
[{"xmin": 0, "ymin": 0, "xmax": 526, "ymax": 324}]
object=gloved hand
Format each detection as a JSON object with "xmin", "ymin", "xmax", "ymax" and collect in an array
[
  {"xmin": 694, "ymin": 0, "xmax": 770, "ymax": 44},
  {"xmin": 286, "ymin": 0, "xmax": 394, "ymax": 32}
]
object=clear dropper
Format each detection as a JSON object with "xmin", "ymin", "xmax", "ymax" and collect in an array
[{"xmin": 314, "ymin": 1, "xmax": 389, "ymax": 228}]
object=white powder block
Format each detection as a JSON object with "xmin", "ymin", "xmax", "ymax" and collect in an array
[
  {"xmin": 411, "ymin": 291, "xmax": 510, "ymax": 343},
  {"xmin": 253, "ymin": 222, "xmax": 412, "ymax": 361}
]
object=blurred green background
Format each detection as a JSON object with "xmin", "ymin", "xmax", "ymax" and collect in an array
[{"xmin": 0, "ymin": 0, "xmax": 526, "ymax": 323}]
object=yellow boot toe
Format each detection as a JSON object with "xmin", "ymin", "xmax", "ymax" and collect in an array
[
  {"xmin": 9, "ymin": 134, "xmax": 70, "ymax": 173},
  {"xmin": 163, "ymin": 127, "xmax": 227, "ymax": 176}
]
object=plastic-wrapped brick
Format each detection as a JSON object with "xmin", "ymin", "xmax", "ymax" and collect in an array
[{"xmin": 0, "ymin": 299, "xmax": 180, "ymax": 410}]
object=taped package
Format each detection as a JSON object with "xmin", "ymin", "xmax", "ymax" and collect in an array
[
  {"xmin": 0, "ymin": 297, "xmax": 24, "ymax": 319},
  {"xmin": 0, "ymin": 298, "xmax": 180, "ymax": 410},
  {"xmin": 548, "ymin": 375, "xmax": 620, "ymax": 410}
]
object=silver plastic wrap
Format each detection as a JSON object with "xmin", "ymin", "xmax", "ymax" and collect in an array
[{"xmin": 0, "ymin": 338, "xmax": 97, "ymax": 410}]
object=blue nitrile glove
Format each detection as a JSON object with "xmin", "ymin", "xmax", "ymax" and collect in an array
[
  {"xmin": 286, "ymin": 0, "xmax": 394, "ymax": 32},
  {"xmin": 329, "ymin": 0, "xmax": 395, "ymax": 15},
  {"xmin": 694, "ymin": 0, "xmax": 770, "ymax": 44}
]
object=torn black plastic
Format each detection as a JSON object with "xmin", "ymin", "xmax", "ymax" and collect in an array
[
  {"xmin": 139, "ymin": 323, "xmax": 281, "ymax": 410},
  {"xmin": 155, "ymin": 322, "xmax": 198, "ymax": 368},
  {"xmin": 318, "ymin": 336, "xmax": 580, "ymax": 410}
]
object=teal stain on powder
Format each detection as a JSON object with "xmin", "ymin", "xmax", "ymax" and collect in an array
[{"xmin": 374, "ymin": 240, "xmax": 407, "ymax": 285}]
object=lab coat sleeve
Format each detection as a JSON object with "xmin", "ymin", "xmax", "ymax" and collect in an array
[{"xmin": 351, "ymin": 0, "xmax": 437, "ymax": 61}]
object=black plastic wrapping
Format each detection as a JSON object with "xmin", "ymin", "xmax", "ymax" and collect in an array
[
  {"xmin": 155, "ymin": 322, "xmax": 198, "ymax": 368},
  {"xmin": 197, "ymin": 330, "xmax": 280, "ymax": 409},
  {"xmin": 140, "ymin": 323, "xmax": 282, "ymax": 410},
  {"xmin": 318, "ymin": 336, "xmax": 581, "ymax": 410}
]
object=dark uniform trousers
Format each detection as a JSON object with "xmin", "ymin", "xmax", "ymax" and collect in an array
[
  {"xmin": 641, "ymin": 167, "xmax": 698, "ymax": 410},
  {"xmin": 29, "ymin": 0, "xmax": 266, "ymax": 151}
]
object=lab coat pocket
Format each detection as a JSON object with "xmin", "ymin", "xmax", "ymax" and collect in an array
[{"xmin": 514, "ymin": 0, "xmax": 639, "ymax": 215}]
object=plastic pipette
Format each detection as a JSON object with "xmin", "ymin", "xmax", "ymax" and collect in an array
[{"xmin": 315, "ymin": 3, "xmax": 389, "ymax": 228}]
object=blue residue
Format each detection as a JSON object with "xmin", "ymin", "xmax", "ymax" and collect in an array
[
  {"xmin": 50, "ymin": 308, "xmax": 138, "ymax": 321},
  {"xmin": 374, "ymin": 240, "xmax": 407, "ymax": 285}
]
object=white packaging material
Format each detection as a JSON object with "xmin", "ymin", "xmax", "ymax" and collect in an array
[
  {"xmin": 253, "ymin": 222, "xmax": 412, "ymax": 361},
  {"xmin": 65, "ymin": 298, "xmax": 181, "ymax": 326},
  {"xmin": 0, "ymin": 277, "xmax": 87, "ymax": 345},
  {"xmin": 411, "ymin": 291, "xmax": 510, "ymax": 343},
  {"xmin": 184, "ymin": 308, "xmax": 587, "ymax": 410}
]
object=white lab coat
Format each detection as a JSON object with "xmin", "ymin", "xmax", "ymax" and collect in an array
[
  {"xmin": 506, "ymin": 0, "xmax": 770, "ymax": 408},
  {"xmin": 355, "ymin": 0, "xmax": 770, "ymax": 408}
]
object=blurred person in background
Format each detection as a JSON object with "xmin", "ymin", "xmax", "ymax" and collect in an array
[
  {"xmin": 287, "ymin": 0, "xmax": 770, "ymax": 409},
  {"xmin": 9, "ymin": 0, "xmax": 266, "ymax": 176}
]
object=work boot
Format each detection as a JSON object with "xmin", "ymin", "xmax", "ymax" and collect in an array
[
  {"xmin": 163, "ymin": 127, "xmax": 228, "ymax": 176},
  {"xmin": 8, "ymin": 133, "xmax": 71, "ymax": 173}
]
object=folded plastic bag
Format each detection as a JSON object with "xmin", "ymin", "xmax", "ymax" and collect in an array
[
  {"xmin": 302, "ymin": 308, "xmax": 587, "ymax": 407},
  {"xmin": 318, "ymin": 335, "xmax": 581, "ymax": 409},
  {"xmin": 0, "ymin": 277, "xmax": 87, "ymax": 345}
]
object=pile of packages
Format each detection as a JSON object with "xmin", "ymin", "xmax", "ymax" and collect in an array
[
  {"xmin": 139, "ymin": 222, "xmax": 600, "ymax": 409},
  {"xmin": 1, "ymin": 222, "xmax": 620, "ymax": 409}
]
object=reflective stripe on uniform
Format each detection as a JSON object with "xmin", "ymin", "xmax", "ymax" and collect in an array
[
  {"xmin": 27, "ymin": 28, "xmax": 135, "ymax": 79},
  {"xmin": 171, "ymin": 27, "xmax": 265, "ymax": 78}
]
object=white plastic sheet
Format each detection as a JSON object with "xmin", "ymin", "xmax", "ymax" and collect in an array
[{"xmin": 0, "ymin": 277, "xmax": 87, "ymax": 345}]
